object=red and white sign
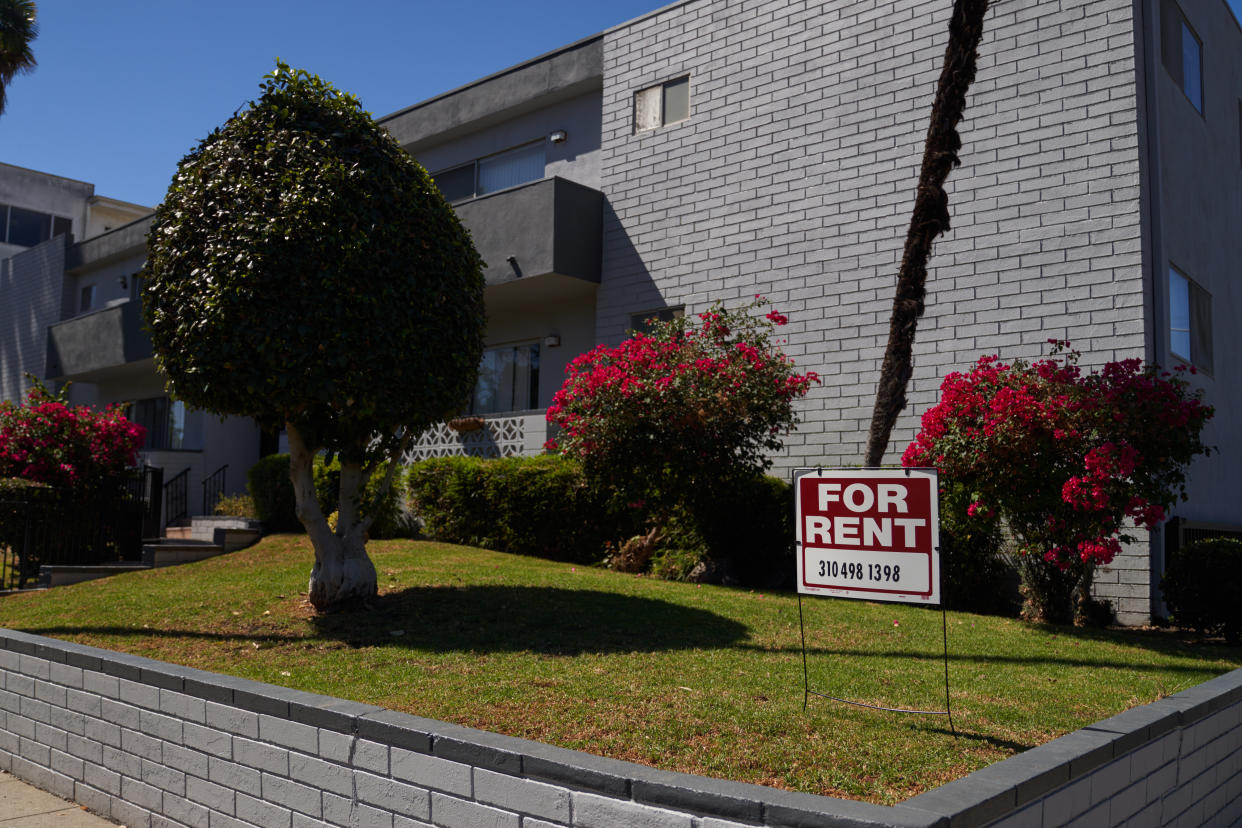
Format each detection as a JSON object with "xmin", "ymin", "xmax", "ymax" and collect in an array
[{"xmin": 795, "ymin": 468, "xmax": 940, "ymax": 605}]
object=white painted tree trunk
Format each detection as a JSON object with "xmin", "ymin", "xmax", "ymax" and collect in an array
[{"xmin": 286, "ymin": 423, "xmax": 377, "ymax": 610}]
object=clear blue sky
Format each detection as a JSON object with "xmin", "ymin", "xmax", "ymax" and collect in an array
[
  {"xmin": 0, "ymin": 0, "xmax": 666, "ymax": 207},
  {"xmin": 3, "ymin": 0, "xmax": 1241, "ymax": 208}
]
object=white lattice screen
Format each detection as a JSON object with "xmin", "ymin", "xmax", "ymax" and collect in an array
[{"xmin": 403, "ymin": 415, "xmax": 529, "ymax": 463}]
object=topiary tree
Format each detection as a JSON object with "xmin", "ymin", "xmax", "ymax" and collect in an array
[{"xmin": 143, "ymin": 63, "xmax": 485, "ymax": 610}]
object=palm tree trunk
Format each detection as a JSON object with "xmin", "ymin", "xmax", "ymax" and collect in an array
[{"xmin": 864, "ymin": 0, "xmax": 990, "ymax": 467}]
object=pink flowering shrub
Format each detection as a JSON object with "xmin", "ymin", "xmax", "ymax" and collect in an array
[
  {"xmin": 0, "ymin": 381, "xmax": 145, "ymax": 492},
  {"xmin": 547, "ymin": 297, "xmax": 818, "ymax": 514},
  {"xmin": 903, "ymin": 341, "xmax": 1212, "ymax": 623}
]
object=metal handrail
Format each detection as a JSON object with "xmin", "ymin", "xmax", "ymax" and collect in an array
[
  {"xmin": 163, "ymin": 468, "xmax": 190, "ymax": 530},
  {"xmin": 202, "ymin": 464, "xmax": 228, "ymax": 516}
]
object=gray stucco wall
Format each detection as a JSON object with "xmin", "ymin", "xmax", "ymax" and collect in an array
[
  {"xmin": 1141, "ymin": 0, "xmax": 1242, "ymax": 531},
  {"xmin": 412, "ymin": 91, "xmax": 604, "ymax": 192},
  {"xmin": 0, "ymin": 164, "xmax": 93, "ymax": 262},
  {"xmin": 0, "ymin": 237, "xmax": 67, "ymax": 403},
  {"xmin": 1, "ymin": 628, "xmax": 1241, "ymax": 828}
]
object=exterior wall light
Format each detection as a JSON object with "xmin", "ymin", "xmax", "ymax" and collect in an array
[
  {"xmin": 550, "ymin": 130, "xmax": 568, "ymax": 144},
  {"xmin": 544, "ymin": 335, "xmax": 561, "ymax": 348}
]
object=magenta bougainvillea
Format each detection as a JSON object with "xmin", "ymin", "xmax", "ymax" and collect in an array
[
  {"xmin": 0, "ymin": 382, "xmax": 145, "ymax": 490},
  {"xmin": 903, "ymin": 341, "xmax": 1212, "ymax": 620},
  {"xmin": 547, "ymin": 297, "xmax": 818, "ymax": 505}
]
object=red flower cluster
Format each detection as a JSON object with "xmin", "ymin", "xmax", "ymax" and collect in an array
[
  {"xmin": 903, "ymin": 342, "xmax": 1212, "ymax": 570},
  {"xmin": 0, "ymin": 383, "xmax": 146, "ymax": 490},
  {"xmin": 547, "ymin": 297, "xmax": 819, "ymax": 503}
]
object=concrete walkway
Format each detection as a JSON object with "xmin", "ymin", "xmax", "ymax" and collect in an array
[{"xmin": 0, "ymin": 771, "xmax": 116, "ymax": 826}]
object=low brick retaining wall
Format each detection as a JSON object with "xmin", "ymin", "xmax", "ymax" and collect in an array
[{"xmin": 0, "ymin": 628, "xmax": 1238, "ymax": 827}]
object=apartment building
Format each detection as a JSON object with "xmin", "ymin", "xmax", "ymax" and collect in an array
[
  {"xmin": 1, "ymin": 0, "xmax": 1237, "ymax": 621},
  {"xmin": 0, "ymin": 165, "xmax": 260, "ymax": 520},
  {"xmin": 383, "ymin": 0, "xmax": 1242, "ymax": 623}
]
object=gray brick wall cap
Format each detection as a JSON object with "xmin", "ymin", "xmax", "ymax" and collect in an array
[
  {"xmin": 0, "ymin": 630, "xmax": 43, "ymax": 656},
  {"xmin": 760, "ymin": 787, "xmax": 944, "ymax": 828},
  {"xmin": 901, "ymin": 772, "xmax": 1018, "ymax": 828},
  {"xmin": 1083, "ymin": 698, "xmax": 1182, "ymax": 749},
  {"xmin": 57, "ymin": 643, "xmax": 104, "ymax": 673},
  {"xmin": 1155, "ymin": 669, "xmax": 1242, "ymax": 725},
  {"xmin": 355, "ymin": 709, "xmax": 433, "ymax": 753},
  {"xmin": 289, "ymin": 697, "xmax": 384, "ymax": 732}
]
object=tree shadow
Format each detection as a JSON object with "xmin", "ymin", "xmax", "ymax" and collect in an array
[{"xmin": 308, "ymin": 585, "xmax": 749, "ymax": 655}]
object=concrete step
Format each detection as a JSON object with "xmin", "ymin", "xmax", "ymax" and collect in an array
[
  {"xmin": 38, "ymin": 563, "xmax": 150, "ymax": 588},
  {"xmin": 142, "ymin": 541, "xmax": 226, "ymax": 568}
]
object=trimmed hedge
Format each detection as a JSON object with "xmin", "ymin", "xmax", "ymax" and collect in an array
[
  {"xmin": 407, "ymin": 455, "xmax": 633, "ymax": 564},
  {"xmin": 407, "ymin": 454, "xmax": 795, "ymax": 586},
  {"xmin": 246, "ymin": 455, "xmax": 300, "ymax": 532},
  {"xmin": 1162, "ymin": 537, "xmax": 1242, "ymax": 643}
]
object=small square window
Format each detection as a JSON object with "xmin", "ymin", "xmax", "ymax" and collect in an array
[
  {"xmin": 1169, "ymin": 265, "xmax": 1212, "ymax": 373},
  {"xmin": 634, "ymin": 76, "xmax": 691, "ymax": 132},
  {"xmin": 630, "ymin": 306, "xmax": 684, "ymax": 335},
  {"xmin": 1162, "ymin": 0, "xmax": 1204, "ymax": 113},
  {"xmin": 79, "ymin": 284, "xmax": 96, "ymax": 313}
]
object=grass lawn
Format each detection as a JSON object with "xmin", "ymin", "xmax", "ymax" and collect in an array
[{"xmin": 0, "ymin": 535, "xmax": 1238, "ymax": 804}]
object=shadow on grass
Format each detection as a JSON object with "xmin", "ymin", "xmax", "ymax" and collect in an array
[
  {"xmin": 310, "ymin": 585, "xmax": 749, "ymax": 655},
  {"xmin": 745, "ymin": 642, "xmax": 1234, "ymax": 675},
  {"xmin": 23, "ymin": 585, "xmax": 749, "ymax": 657}
]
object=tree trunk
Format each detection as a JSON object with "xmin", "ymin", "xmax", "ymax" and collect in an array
[
  {"xmin": 864, "ymin": 0, "xmax": 990, "ymax": 467},
  {"xmin": 286, "ymin": 423, "xmax": 377, "ymax": 610}
]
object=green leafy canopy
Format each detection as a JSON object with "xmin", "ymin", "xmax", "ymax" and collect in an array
[{"xmin": 142, "ymin": 62, "xmax": 485, "ymax": 460}]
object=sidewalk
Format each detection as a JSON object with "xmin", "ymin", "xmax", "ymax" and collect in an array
[{"xmin": 0, "ymin": 771, "xmax": 116, "ymax": 826}]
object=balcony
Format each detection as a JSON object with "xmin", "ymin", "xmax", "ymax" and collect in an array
[
  {"xmin": 454, "ymin": 176, "xmax": 602, "ymax": 288},
  {"xmin": 46, "ymin": 299, "xmax": 153, "ymax": 382}
]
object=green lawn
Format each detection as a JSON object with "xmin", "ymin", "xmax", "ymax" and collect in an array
[{"xmin": 0, "ymin": 535, "xmax": 1237, "ymax": 804}]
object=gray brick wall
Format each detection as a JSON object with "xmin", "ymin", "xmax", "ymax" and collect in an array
[
  {"xmin": 2, "ymin": 630, "xmax": 1242, "ymax": 827},
  {"xmin": 0, "ymin": 236, "xmax": 66, "ymax": 403},
  {"xmin": 597, "ymin": 0, "xmax": 1151, "ymax": 623},
  {"xmin": 600, "ymin": 0, "xmax": 1146, "ymax": 468}
]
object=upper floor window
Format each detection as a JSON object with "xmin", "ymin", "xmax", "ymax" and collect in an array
[
  {"xmin": 634, "ymin": 76, "xmax": 690, "ymax": 132},
  {"xmin": 0, "ymin": 204, "xmax": 72, "ymax": 248},
  {"xmin": 79, "ymin": 285, "xmax": 96, "ymax": 313},
  {"xmin": 469, "ymin": 342, "xmax": 540, "ymax": 415},
  {"xmin": 432, "ymin": 140, "xmax": 546, "ymax": 203},
  {"xmin": 1162, "ymin": 0, "xmax": 1203, "ymax": 113},
  {"xmin": 1169, "ymin": 265, "xmax": 1212, "ymax": 374}
]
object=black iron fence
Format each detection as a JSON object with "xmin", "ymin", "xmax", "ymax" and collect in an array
[{"xmin": 0, "ymin": 467, "xmax": 159, "ymax": 590}]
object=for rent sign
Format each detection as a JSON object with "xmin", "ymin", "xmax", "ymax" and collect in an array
[{"xmin": 794, "ymin": 468, "xmax": 940, "ymax": 605}]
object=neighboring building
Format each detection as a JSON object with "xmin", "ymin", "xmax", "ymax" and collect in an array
[
  {"xmin": 0, "ymin": 164, "xmax": 259, "ymax": 524},
  {"xmin": 380, "ymin": 0, "xmax": 1242, "ymax": 624},
  {"xmin": 2, "ymin": 0, "xmax": 1237, "ymax": 621}
]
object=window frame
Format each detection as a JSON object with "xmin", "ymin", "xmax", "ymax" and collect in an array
[
  {"xmin": 467, "ymin": 340, "xmax": 542, "ymax": 415},
  {"xmin": 430, "ymin": 139, "xmax": 547, "ymax": 204},
  {"xmin": 1161, "ymin": 0, "xmax": 1204, "ymax": 114},
  {"xmin": 1168, "ymin": 264, "xmax": 1213, "ymax": 375},
  {"xmin": 634, "ymin": 76, "xmax": 692, "ymax": 133},
  {"xmin": 629, "ymin": 306, "xmax": 685, "ymax": 335},
  {"xmin": 0, "ymin": 203, "xmax": 72, "ymax": 248}
]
